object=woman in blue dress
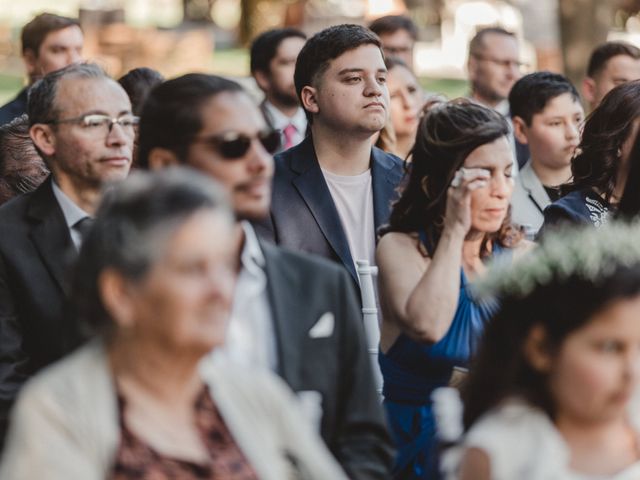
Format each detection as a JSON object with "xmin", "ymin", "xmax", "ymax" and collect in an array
[{"xmin": 376, "ymin": 99, "xmax": 529, "ymax": 479}]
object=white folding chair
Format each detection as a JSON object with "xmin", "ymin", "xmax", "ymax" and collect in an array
[{"xmin": 356, "ymin": 260, "xmax": 383, "ymax": 395}]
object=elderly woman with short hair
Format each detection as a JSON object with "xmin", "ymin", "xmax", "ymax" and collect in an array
[{"xmin": 0, "ymin": 168, "xmax": 347, "ymax": 480}]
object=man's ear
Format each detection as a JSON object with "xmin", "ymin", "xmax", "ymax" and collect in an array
[
  {"xmin": 300, "ymin": 86, "xmax": 319, "ymax": 115},
  {"xmin": 98, "ymin": 268, "xmax": 136, "ymax": 329},
  {"xmin": 253, "ymin": 69, "xmax": 271, "ymax": 93},
  {"xmin": 30, "ymin": 123, "xmax": 56, "ymax": 157},
  {"xmin": 147, "ymin": 147, "xmax": 181, "ymax": 170},
  {"xmin": 23, "ymin": 48, "xmax": 38, "ymax": 77},
  {"xmin": 512, "ymin": 116, "xmax": 529, "ymax": 145},
  {"xmin": 582, "ymin": 77, "xmax": 596, "ymax": 105},
  {"xmin": 523, "ymin": 324, "xmax": 553, "ymax": 373}
]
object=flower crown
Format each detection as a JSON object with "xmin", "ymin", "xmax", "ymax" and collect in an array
[{"xmin": 473, "ymin": 220, "xmax": 640, "ymax": 300}]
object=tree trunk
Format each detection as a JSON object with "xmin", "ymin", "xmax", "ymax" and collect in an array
[
  {"xmin": 239, "ymin": 0, "xmax": 260, "ymax": 46},
  {"xmin": 558, "ymin": 0, "xmax": 614, "ymax": 86}
]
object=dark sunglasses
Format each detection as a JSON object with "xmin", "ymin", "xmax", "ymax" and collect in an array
[{"xmin": 192, "ymin": 129, "xmax": 281, "ymax": 159}]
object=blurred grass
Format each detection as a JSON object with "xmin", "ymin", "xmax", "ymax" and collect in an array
[
  {"xmin": 421, "ymin": 78, "xmax": 469, "ymax": 99},
  {"xmin": 0, "ymin": 73, "xmax": 22, "ymax": 104}
]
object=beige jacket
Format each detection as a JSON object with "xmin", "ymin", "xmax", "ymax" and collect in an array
[{"xmin": 0, "ymin": 341, "xmax": 348, "ymax": 480}]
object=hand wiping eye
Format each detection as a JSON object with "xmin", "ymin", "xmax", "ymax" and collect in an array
[{"xmin": 450, "ymin": 168, "xmax": 490, "ymax": 187}]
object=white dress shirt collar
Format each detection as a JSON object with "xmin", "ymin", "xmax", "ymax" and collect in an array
[
  {"xmin": 213, "ymin": 221, "xmax": 277, "ymax": 371},
  {"xmin": 263, "ymin": 101, "xmax": 307, "ymax": 134},
  {"xmin": 240, "ymin": 220, "xmax": 266, "ymax": 270}
]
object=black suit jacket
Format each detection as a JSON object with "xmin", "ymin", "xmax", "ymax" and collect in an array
[
  {"xmin": 0, "ymin": 88, "xmax": 28, "ymax": 126},
  {"xmin": 260, "ymin": 239, "xmax": 393, "ymax": 479},
  {"xmin": 262, "ymin": 136, "xmax": 404, "ymax": 283},
  {"xmin": 0, "ymin": 177, "xmax": 79, "ymax": 443}
]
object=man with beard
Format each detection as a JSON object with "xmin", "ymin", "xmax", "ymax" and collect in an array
[
  {"xmin": 467, "ymin": 27, "xmax": 528, "ymax": 169},
  {"xmin": 467, "ymin": 27, "xmax": 522, "ymax": 115},
  {"xmin": 250, "ymin": 28, "xmax": 307, "ymax": 152},
  {"xmin": 138, "ymin": 73, "xmax": 394, "ymax": 479},
  {"xmin": 582, "ymin": 41, "xmax": 640, "ymax": 112},
  {"xmin": 0, "ymin": 13, "xmax": 83, "ymax": 126}
]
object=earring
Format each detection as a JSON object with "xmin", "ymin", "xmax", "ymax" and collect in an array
[{"xmin": 420, "ymin": 176, "xmax": 429, "ymax": 195}]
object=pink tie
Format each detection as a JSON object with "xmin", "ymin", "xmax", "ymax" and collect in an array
[{"xmin": 283, "ymin": 123, "xmax": 297, "ymax": 150}]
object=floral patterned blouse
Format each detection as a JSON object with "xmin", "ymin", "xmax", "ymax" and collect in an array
[{"xmin": 111, "ymin": 386, "xmax": 259, "ymax": 480}]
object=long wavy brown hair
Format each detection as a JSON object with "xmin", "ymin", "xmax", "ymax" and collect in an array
[
  {"xmin": 381, "ymin": 98, "xmax": 522, "ymax": 256},
  {"xmin": 562, "ymin": 80, "xmax": 640, "ymax": 201}
]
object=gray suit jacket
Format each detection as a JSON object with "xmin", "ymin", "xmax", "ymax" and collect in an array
[
  {"xmin": 260, "ymin": 240, "xmax": 393, "ymax": 479},
  {"xmin": 511, "ymin": 162, "xmax": 551, "ymax": 238}
]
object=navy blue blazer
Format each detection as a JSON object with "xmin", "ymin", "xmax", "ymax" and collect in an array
[
  {"xmin": 0, "ymin": 88, "xmax": 28, "ymax": 126},
  {"xmin": 260, "ymin": 136, "xmax": 404, "ymax": 283}
]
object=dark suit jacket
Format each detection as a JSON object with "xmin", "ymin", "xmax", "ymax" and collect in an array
[
  {"xmin": 0, "ymin": 177, "xmax": 79, "ymax": 444},
  {"xmin": 0, "ymin": 88, "xmax": 28, "ymax": 126},
  {"xmin": 260, "ymin": 239, "xmax": 393, "ymax": 479},
  {"xmin": 262, "ymin": 136, "xmax": 404, "ymax": 283}
]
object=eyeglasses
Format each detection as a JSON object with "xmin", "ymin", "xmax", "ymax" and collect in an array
[
  {"xmin": 383, "ymin": 46, "xmax": 412, "ymax": 56},
  {"xmin": 472, "ymin": 54, "xmax": 528, "ymax": 70},
  {"xmin": 191, "ymin": 129, "xmax": 281, "ymax": 159},
  {"xmin": 48, "ymin": 113, "xmax": 139, "ymax": 135}
]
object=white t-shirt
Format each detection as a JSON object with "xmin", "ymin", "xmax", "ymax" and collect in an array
[{"xmin": 322, "ymin": 168, "xmax": 376, "ymax": 271}]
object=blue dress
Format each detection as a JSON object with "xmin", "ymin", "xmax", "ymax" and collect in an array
[
  {"xmin": 379, "ymin": 232, "xmax": 507, "ymax": 479},
  {"xmin": 538, "ymin": 188, "xmax": 611, "ymax": 239}
]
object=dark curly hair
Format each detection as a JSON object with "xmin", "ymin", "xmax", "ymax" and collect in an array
[
  {"xmin": 0, "ymin": 114, "xmax": 48, "ymax": 205},
  {"xmin": 381, "ymin": 98, "xmax": 521, "ymax": 256},
  {"xmin": 562, "ymin": 80, "xmax": 640, "ymax": 201}
]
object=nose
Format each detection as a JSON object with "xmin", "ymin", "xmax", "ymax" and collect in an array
[
  {"xmin": 202, "ymin": 263, "xmax": 235, "ymax": 309},
  {"xmin": 364, "ymin": 74, "xmax": 384, "ymax": 98},
  {"xmin": 566, "ymin": 121, "xmax": 580, "ymax": 141},
  {"xmin": 67, "ymin": 49, "xmax": 82, "ymax": 65},
  {"xmin": 246, "ymin": 138, "xmax": 274, "ymax": 174},
  {"xmin": 399, "ymin": 90, "xmax": 410, "ymax": 109},
  {"xmin": 106, "ymin": 121, "xmax": 131, "ymax": 148},
  {"xmin": 490, "ymin": 170, "xmax": 512, "ymax": 198},
  {"xmin": 624, "ymin": 347, "xmax": 640, "ymax": 384}
]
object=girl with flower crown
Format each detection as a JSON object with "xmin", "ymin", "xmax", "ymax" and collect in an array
[
  {"xmin": 450, "ymin": 222, "xmax": 640, "ymax": 480},
  {"xmin": 376, "ymin": 99, "xmax": 529, "ymax": 479}
]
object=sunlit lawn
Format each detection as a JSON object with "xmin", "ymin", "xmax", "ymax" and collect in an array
[{"xmin": 0, "ymin": 73, "xmax": 22, "ymax": 104}]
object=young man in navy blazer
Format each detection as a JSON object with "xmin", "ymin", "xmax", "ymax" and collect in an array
[{"xmin": 260, "ymin": 24, "xmax": 404, "ymax": 285}]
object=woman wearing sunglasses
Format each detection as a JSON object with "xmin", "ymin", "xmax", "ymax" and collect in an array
[{"xmin": 0, "ymin": 168, "xmax": 347, "ymax": 480}]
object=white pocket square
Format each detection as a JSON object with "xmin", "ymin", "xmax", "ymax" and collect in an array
[{"xmin": 309, "ymin": 312, "xmax": 334, "ymax": 338}]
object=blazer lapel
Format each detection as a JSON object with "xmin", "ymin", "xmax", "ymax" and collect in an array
[
  {"xmin": 259, "ymin": 241, "xmax": 304, "ymax": 383},
  {"xmin": 290, "ymin": 138, "xmax": 356, "ymax": 280},
  {"xmin": 520, "ymin": 163, "xmax": 551, "ymax": 214},
  {"xmin": 371, "ymin": 147, "xmax": 403, "ymax": 231},
  {"xmin": 27, "ymin": 178, "xmax": 75, "ymax": 295}
]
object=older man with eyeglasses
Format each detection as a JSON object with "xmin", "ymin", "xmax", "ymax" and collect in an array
[
  {"xmin": 0, "ymin": 63, "xmax": 134, "ymax": 448},
  {"xmin": 467, "ymin": 27, "xmax": 530, "ymax": 170}
]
